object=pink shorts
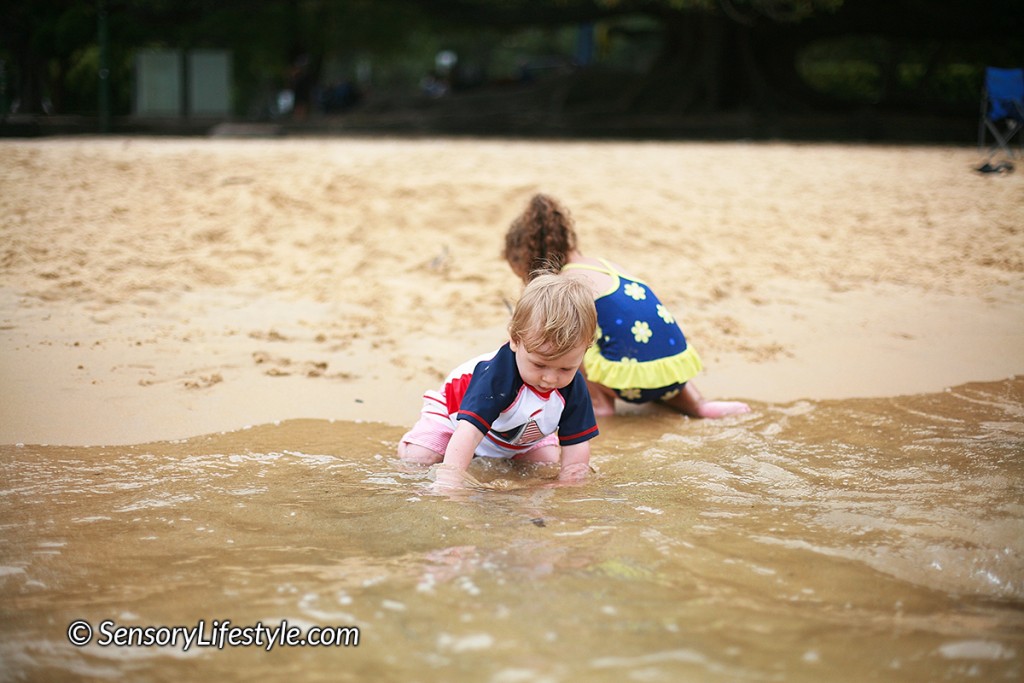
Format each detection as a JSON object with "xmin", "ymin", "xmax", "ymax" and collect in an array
[{"xmin": 400, "ymin": 413, "xmax": 559, "ymax": 460}]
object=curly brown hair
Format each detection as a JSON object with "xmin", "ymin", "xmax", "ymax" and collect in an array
[{"xmin": 504, "ymin": 193, "xmax": 577, "ymax": 282}]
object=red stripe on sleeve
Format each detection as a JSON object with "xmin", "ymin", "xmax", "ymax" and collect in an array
[
  {"xmin": 458, "ymin": 410, "xmax": 492, "ymax": 431},
  {"xmin": 558, "ymin": 424, "xmax": 599, "ymax": 443}
]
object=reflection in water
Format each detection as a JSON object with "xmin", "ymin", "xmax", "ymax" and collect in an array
[{"xmin": 1, "ymin": 378, "xmax": 1021, "ymax": 682}]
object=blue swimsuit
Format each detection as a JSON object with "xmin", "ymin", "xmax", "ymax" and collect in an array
[{"xmin": 562, "ymin": 259, "xmax": 703, "ymax": 403}]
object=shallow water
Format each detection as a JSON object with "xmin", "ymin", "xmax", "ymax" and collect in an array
[{"xmin": 1, "ymin": 378, "xmax": 1022, "ymax": 683}]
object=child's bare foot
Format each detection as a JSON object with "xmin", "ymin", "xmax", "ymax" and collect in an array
[
  {"xmin": 662, "ymin": 383, "xmax": 750, "ymax": 419},
  {"xmin": 695, "ymin": 400, "xmax": 751, "ymax": 419}
]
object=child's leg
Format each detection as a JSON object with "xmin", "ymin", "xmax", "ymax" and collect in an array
[
  {"xmin": 586, "ymin": 379, "xmax": 618, "ymax": 417},
  {"xmin": 397, "ymin": 441, "xmax": 444, "ymax": 464},
  {"xmin": 662, "ymin": 382, "xmax": 751, "ymax": 419},
  {"xmin": 513, "ymin": 444, "xmax": 561, "ymax": 464},
  {"xmin": 513, "ymin": 433, "xmax": 561, "ymax": 464},
  {"xmin": 397, "ymin": 413, "xmax": 452, "ymax": 464}
]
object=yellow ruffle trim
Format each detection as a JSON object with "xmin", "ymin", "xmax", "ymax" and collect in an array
[{"xmin": 583, "ymin": 344, "xmax": 703, "ymax": 390}]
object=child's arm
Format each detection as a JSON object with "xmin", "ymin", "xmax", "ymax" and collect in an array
[
  {"xmin": 557, "ymin": 442, "xmax": 592, "ymax": 483},
  {"xmin": 433, "ymin": 420, "xmax": 485, "ymax": 489}
]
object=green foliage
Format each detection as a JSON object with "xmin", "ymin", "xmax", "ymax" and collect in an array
[
  {"xmin": 798, "ymin": 35, "xmax": 885, "ymax": 103},
  {"xmin": 1, "ymin": 0, "xmax": 1019, "ymax": 121},
  {"xmin": 798, "ymin": 33, "xmax": 1018, "ymax": 109}
]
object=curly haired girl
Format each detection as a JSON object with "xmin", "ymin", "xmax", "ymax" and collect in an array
[{"xmin": 505, "ymin": 193, "xmax": 750, "ymax": 419}]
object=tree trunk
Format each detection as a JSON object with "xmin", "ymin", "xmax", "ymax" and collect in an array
[
  {"xmin": 14, "ymin": 44, "xmax": 44, "ymax": 115},
  {"xmin": 620, "ymin": 11, "xmax": 828, "ymax": 115}
]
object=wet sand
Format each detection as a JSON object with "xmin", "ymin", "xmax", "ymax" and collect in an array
[{"xmin": 1, "ymin": 137, "xmax": 1022, "ymax": 445}]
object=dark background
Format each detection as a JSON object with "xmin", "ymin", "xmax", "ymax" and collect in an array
[{"xmin": 2, "ymin": 0, "xmax": 1022, "ymax": 141}]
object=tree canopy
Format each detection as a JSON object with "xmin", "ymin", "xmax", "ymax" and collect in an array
[{"xmin": 1, "ymin": 0, "xmax": 1021, "ymax": 125}]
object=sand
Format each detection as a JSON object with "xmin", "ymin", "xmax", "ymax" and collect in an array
[{"xmin": 1, "ymin": 136, "xmax": 1022, "ymax": 446}]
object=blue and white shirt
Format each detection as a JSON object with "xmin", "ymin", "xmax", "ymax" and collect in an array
[{"xmin": 421, "ymin": 343, "xmax": 599, "ymax": 459}]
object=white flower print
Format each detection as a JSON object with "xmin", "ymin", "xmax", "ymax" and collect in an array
[
  {"xmin": 657, "ymin": 304, "xmax": 675, "ymax": 324},
  {"xmin": 620, "ymin": 388, "xmax": 642, "ymax": 401},
  {"xmin": 631, "ymin": 321, "xmax": 652, "ymax": 343},
  {"xmin": 624, "ymin": 282, "xmax": 647, "ymax": 301}
]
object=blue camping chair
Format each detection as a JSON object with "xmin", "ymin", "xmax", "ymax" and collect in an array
[{"xmin": 978, "ymin": 67, "xmax": 1024, "ymax": 161}]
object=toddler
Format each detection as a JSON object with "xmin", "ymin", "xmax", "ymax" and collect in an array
[{"xmin": 398, "ymin": 273, "xmax": 599, "ymax": 489}]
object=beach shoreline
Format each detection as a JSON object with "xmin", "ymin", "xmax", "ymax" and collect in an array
[{"xmin": 2, "ymin": 137, "xmax": 1021, "ymax": 446}]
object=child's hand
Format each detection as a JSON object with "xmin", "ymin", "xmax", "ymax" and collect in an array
[
  {"xmin": 431, "ymin": 464, "xmax": 469, "ymax": 491},
  {"xmin": 557, "ymin": 461, "xmax": 591, "ymax": 483}
]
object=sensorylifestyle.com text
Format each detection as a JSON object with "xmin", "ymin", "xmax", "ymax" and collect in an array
[{"xmin": 67, "ymin": 619, "xmax": 360, "ymax": 651}]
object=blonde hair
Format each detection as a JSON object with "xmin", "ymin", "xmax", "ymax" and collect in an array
[{"xmin": 508, "ymin": 272, "xmax": 597, "ymax": 359}]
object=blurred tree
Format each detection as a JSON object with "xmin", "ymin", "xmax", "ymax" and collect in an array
[
  {"xmin": 1, "ymin": 1, "xmax": 77, "ymax": 115},
  {"xmin": 405, "ymin": 0, "xmax": 1024, "ymax": 114},
  {"xmin": 0, "ymin": 0, "xmax": 430, "ymax": 118},
  {"xmin": 2, "ymin": 0, "xmax": 1020, "ymax": 120},
  {"xmin": 404, "ymin": 0, "xmax": 840, "ymax": 112}
]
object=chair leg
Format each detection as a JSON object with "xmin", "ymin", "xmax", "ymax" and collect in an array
[{"xmin": 984, "ymin": 119, "xmax": 1019, "ymax": 159}]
